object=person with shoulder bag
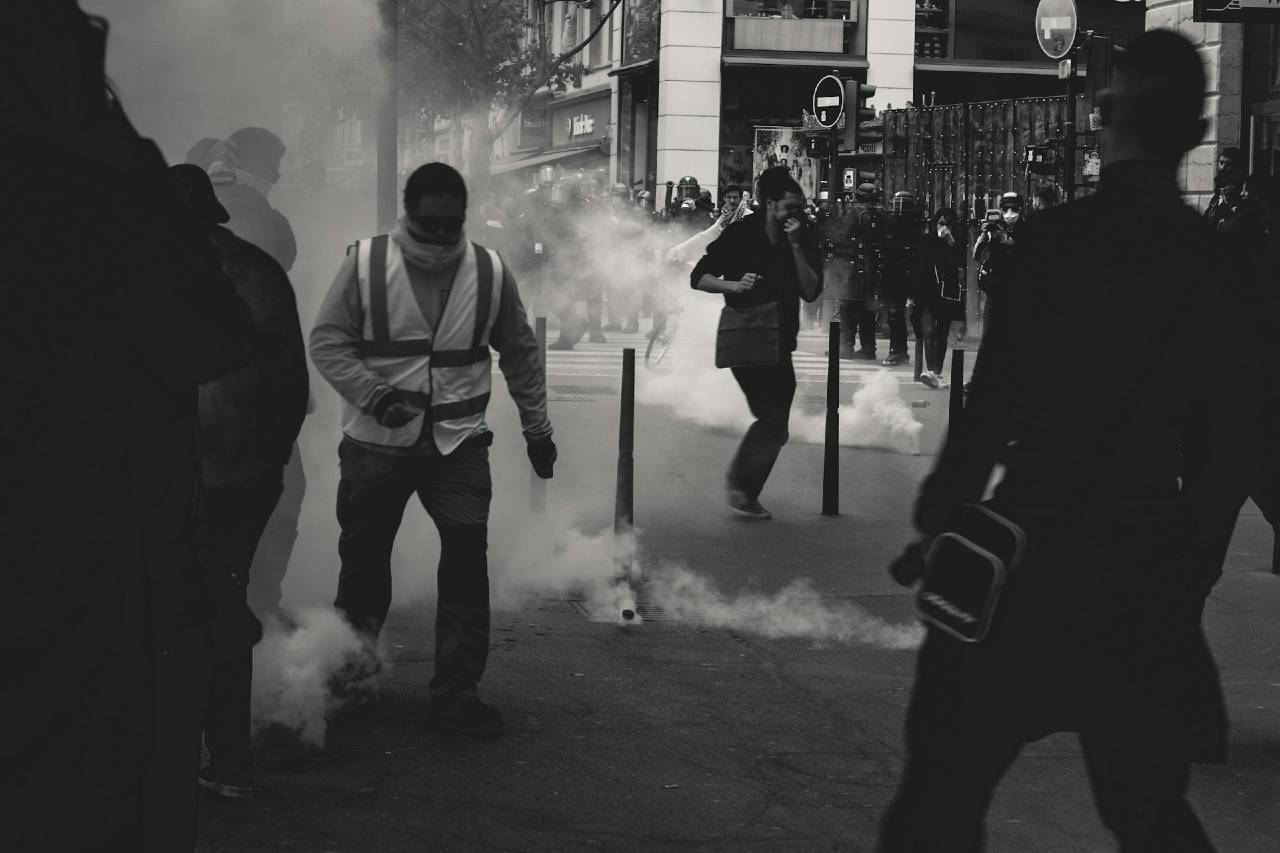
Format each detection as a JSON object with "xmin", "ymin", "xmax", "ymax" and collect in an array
[{"xmin": 689, "ymin": 166, "xmax": 822, "ymax": 520}]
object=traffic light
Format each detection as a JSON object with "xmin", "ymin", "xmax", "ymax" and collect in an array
[{"xmin": 842, "ymin": 81, "xmax": 877, "ymax": 152}]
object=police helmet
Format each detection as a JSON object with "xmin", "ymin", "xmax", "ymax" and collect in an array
[
  {"xmin": 537, "ymin": 165, "xmax": 556, "ymax": 187},
  {"xmin": 676, "ymin": 175, "xmax": 701, "ymax": 202},
  {"xmin": 998, "ymin": 191, "xmax": 1024, "ymax": 211},
  {"xmin": 889, "ymin": 191, "xmax": 919, "ymax": 214}
]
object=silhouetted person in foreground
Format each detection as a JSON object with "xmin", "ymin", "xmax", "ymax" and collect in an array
[
  {"xmin": 880, "ymin": 29, "xmax": 1231, "ymax": 851},
  {"xmin": 310, "ymin": 163, "xmax": 555, "ymax": 738},
  {"xmin": 196, "ymin": 127, "xmax": 308, "ymax": 628},
  {"xmin": 0, "ymin": 4, "xmax": 253, "ymax": 851},
  {"xmin": 171, "ymin": 164, "xmax": 309, "ymax": 800}
]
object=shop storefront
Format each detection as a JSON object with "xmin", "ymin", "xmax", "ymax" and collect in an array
[
  {"xmin": 614, "ymin": 0, "xmax": 661, "ymax": 199},
  {"xmin": 491, "ymin": 89, "xmax": 612, "ymax": 190},
  {"xmin": 1245, "ymin": 24, "xmax": 1280, "ymax": 176}
]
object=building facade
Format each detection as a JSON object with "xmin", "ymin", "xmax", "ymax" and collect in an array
[{"xmin": 474, "ymin": 0, "xmax": 1277, "ymax": 210}]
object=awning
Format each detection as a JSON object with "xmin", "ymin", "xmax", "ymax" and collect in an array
[
  {"xmin": 489, "ymin": 144, "xmax": 602, "ymax": 176},
  {"xmin": 915, "ymin": 59, "xmax": 1064, "ymax": 76},
  {"xmin": 608, "ymin": 59, "xmax": 657, "ymax": 78},
  {"xmin": 723, "ymin": 53, "xmax": 869, "ymax": 70}
]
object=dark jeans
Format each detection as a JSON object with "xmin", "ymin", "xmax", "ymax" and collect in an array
[
  {"xmin": 886, "ymin": 306, "xmax": 912, "ymax": 355},
  {"xmin": 195, "ymin": 478, "xmax": 284, "ymax": 773},
  {"xmin": 333, "ymin": 438, "xmax": 492, "ymax": 698},
  {"xmin": 728, "ymin": 353, "xmax": 796, "ymax": 500},
  {"xmin": 918, "ymin": 300, "xmax": 953, "ymax": 374},
  {"xmin": 879, "ymin": 624, "xmax": 1216, "ymax": 853},
  {"xmin": 835, "ymin": 299, "xmax": 877, "ymax": 354},
  {"xmin": 248, "ymin": 445, "xmax": 305, "ymax": 617}
]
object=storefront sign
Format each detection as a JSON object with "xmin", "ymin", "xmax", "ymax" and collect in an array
[{"xmin": 551, "ymin": 94, "xmax": 611, "ymax": 148}]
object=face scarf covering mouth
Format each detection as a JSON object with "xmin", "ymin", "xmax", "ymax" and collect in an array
[{"xmin": 392, "ymin": 215, "xmax": 468, "ymax": 270}]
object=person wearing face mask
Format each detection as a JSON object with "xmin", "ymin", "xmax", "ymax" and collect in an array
[
  {"xmin": 207, "ymin": 126, "xmax": 297, "ymax": 273},
  {"xmin": 309, "ymin": 163, "xmax": 556, "ymax": 738},
  {"xmin": 912, "ymin": 208, "xmax": 965, "ymax": 388},
  {"xmin": 691, "ymin": 166, "xmax": 823, "ymax": 520},
  {"xmin": 972, "ymin": 191, "xmax": 1022, "ymax": 354}
]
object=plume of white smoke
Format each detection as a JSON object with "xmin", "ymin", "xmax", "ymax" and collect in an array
[
  {"xmin": 637, "ymin": 298, "xmax": 923, "ymax": 454},
  {"xmin": 648, "ymin": 567, "xmax": 924, "ymax": 650},
  {"xmin": 251, "ymin": 606, "xmax": 365, "ymax": 746},
  {"xmin": 490, "ymin": 517, "xmax": 640, "ymax": 623},
  {"xmin": 792, "ymin": 369, "xmax": 924, "ymax": 455}
]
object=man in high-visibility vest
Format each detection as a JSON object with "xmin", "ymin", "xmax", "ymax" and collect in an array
[{"xmin": 311, "ymin": 162, "xmax": 556, "ymax": 738}]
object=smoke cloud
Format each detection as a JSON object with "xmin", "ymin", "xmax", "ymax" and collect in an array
[
  {"xmin": 251, "ymin": 606, "xmax": 366, "ymax": 747},
  {"xmin": 636, "ymin": 298, "xmax": 923, "ymax": 454},
  {"xmin": 648, "ymin": 567, "xmax": 924, "ymax": 650}
]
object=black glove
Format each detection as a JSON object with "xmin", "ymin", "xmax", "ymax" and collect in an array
[
  {"xmin": 888, "ymin": 540, "xmax": 929, "ymax": 588},
  {"xmin": 527, "ymin": 434, "xmax": 557, "ymax": 479},
  {"xmin": 372, "ymin": 392, "xmax": 420, "ymax": 429}
]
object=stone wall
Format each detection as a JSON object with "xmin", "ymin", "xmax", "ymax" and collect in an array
[{"xmin": 1145, "ymin": 0, "xmax": 1244, "ymax": 210}]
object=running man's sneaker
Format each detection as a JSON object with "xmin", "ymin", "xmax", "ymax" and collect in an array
[
  {"xmin": 920, "ymin": 371, "xmax": 940, "ymax": 389},
  {"xmin": 727, "ymin": 490, "xmax": 773, "ymax": 520},
  {"xmin": 881, "ymin": 352, "xmax": 910, "ymax": 366},
  {"xmin": 199, "ymin": 765, "xmax": 255, "ymax": 799},
  {"xmin": 427, "ymin": 695, "xmax": 504, "ymax": 738}
]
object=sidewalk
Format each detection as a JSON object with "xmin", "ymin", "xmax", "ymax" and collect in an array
[{"xmin": 197, "ymin": 387, "xmax": 1280, "ymax": 853}]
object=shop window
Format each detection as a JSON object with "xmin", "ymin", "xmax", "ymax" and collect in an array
[
  {"xmin": 623, "ymin": 0, "xmax": 660, "ymax": 65},
  {"xmin": 949, "ymin": 0, "xmax": 1142, "ymax": 64},
  {"xmin": 728, "ymin": 0, "xmax": 851, "ymax": 19},
  {"xmin": 915, "ymin": 0, "xmax": 949, "ymax": 59}
]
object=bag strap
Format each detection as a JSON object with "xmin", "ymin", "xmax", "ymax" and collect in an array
[
  {"xmin": 367, "ymin": 234, "xmax": 391, "ymax": 345},
  {"xmin": 470, "ymin": 243, "xmax": 494, "ymax": 351}
]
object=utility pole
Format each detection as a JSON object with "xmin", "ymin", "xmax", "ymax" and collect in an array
[
  {"xmin": 1064, "ymin": 35, "xmax": 1079, "ymax": 204},
  {"xmin": 377, "ymin": 0, "xmax": 399, "ymax": 233}
]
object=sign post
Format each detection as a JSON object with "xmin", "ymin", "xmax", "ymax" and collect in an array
[
  {"xmin": 813, "ymin": 73, "xmax": 845, "ymax": 201},
  {"xmin": 1036, "ymin": 0, "xmax": 1078, "ymax": 201}
]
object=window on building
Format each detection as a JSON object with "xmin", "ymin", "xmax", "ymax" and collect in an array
[
  {"xmin": 589, "ymin": 0, "xmax": 606, "ymax": 67},
  {"xmin": 950, "ymin": 0, "xmax": 1142, "ymax": 64},
  {"xmin": 728, "ymin": 0, "xmax": 850, "ymax": 18},
  {"xmin": 623, "ymin": 0, "xmax": 660, "ymax": 65}
]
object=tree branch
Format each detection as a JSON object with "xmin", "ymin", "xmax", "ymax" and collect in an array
[{"xmin": 491, "ymin": 0, "xmax": 622, "ymax": 140}]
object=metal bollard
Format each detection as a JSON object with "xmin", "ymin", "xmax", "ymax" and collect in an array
[
  {"xmin": 616, "ymin": 348, "xmax": 637, "ymax": 619},
  {"xmin": 531, "ymin": 317, "xmax": 547, "ymax": 513},
  {"xmin": 949, "ymin": 348, "xmax": 965, "ymax": 425},
  {"xmin": 914, "ymin": 330, "xmax": 924, "ymax": 383},
  {"xmin": 823, "ymin": 322, "xmax": 840, "ymax": 516}
]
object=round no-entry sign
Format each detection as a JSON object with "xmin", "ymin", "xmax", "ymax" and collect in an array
[
  {"xmin": 1035, "ymin": 0, "xmax": 1077, "ymax": 61},
  {"xmin": 812, "ymin": 74, "xmax": 844, "ymax": 130}
]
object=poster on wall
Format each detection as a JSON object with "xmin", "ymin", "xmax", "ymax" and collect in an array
[{"xmin": 753, "ymin": 127, "xmax": 818, "ymax": 201}]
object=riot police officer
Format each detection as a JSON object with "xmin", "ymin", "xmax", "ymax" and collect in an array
[
  {"xmin": 880, "ymin": 190, "xmax": 925, "ymax": 366},
  {"xmin": 841, "ymin": 182, "xmax": 884, "ymax": 359}
]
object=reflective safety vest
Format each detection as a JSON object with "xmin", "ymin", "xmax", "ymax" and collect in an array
[{"xmin": 341, "ymin": 235, "xmax": 502, "ymax": 454}]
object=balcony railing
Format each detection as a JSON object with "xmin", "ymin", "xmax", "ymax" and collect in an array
[{"xmin": 724, "ymin": 1, "xmax": 857, "ymax": 55}]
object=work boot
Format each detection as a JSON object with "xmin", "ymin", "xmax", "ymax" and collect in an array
[
  {"xmin": 427, "ymin": 694, "xmax": 504, "ymax": 738},
  {"xmin": 851, "ymin": 349, "xmax": 877, "ymax": 360},
  {"xmin": 727, "ymin": 489, "xmax": 772, "ymax": 520}
]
